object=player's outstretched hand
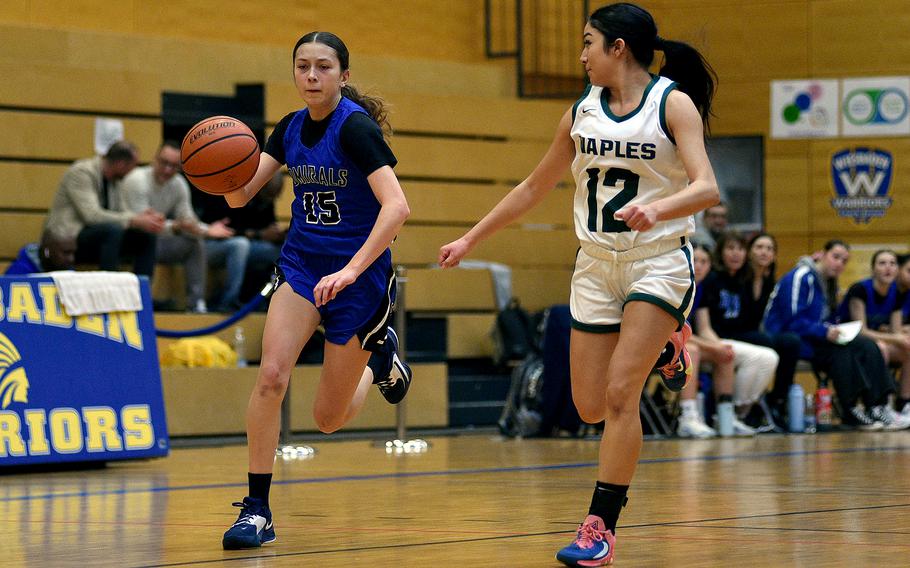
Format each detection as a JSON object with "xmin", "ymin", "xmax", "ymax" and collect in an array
[
  {"xmin": 438, "ymin": 238, "xmax": 472, "ymax": 269},
  {"xmin": 314, "ymin": 267, "xmax": 358, "ymax": 307},
  {"xmin": 614, "ymin": 204, "xmax": 658, "ymax": 232}
]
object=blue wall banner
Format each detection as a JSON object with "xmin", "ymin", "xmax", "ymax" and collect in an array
[
  {"xmin": 830, "ymin": 147, "xmax": 894, "ymax": 224},
  {"xmin": 0, "ymin": 276, "xmax": 169, "ymax": 466}
]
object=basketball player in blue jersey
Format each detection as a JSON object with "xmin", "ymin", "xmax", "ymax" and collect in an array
[
  {"xmin": 840, "ymin": 249, "xmax": 910, "ymax": 429},
  {"xmin": 219, "ymin": 31, "xmax": 413, "ymax": 550},
  {"xmin": 440, "ymin": 4, "xmax": 719, "ymax": 565}
]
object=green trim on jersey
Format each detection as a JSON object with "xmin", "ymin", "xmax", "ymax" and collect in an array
[
  {"xmin": 624, "ymin": 292, "xmax": 685, "ymax": 331},
  {"xmin": 571, "ymin": 318, "xmax": 621, "ymax": 333},
  {"xmin": 678, "ymin": 245, "xmax": 695, "ymax": 314},
  {"xmin": 572, "ymin": 83, "xmax": 593, "ymax": 122},
  {"xmin": 599, "ymin": 74, "xmax": 658, "ymax": 122},
  {"xmin": 658, "ymin": 81, "xmax": 679, "ymax": 145}
]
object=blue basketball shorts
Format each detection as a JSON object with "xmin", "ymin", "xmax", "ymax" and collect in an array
[{"xmin": 276, "ymin": 248, "xmax": 395, "ymax": 350}]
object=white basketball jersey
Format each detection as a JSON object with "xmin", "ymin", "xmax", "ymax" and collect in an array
[{"xmin": 570, "ymin": 75, "xmax": 694, "ymax": 251}]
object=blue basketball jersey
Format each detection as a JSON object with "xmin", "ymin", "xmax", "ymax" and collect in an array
[
  {"xmin": 837, "ymin": 278, "xmax": 897, "ymax": 329},
  {"xmin": 281, "ymin": 97, "xmax": 383, "ymax": 258}
]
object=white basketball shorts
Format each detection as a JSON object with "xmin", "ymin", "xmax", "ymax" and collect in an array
[{"xmin": 570, "ymin": 237, "xmax": 695, "ymax": 333}]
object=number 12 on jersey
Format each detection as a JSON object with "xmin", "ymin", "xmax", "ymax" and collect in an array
[{"xmin": 585, "ymin": 167, "xmax": 640, "ymax": 233}]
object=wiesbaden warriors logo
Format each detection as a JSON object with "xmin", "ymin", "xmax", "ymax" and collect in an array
[
  {"xmin": 830, "ymin": 147, "xmax": 894, "ymax": 224},
  {"xmin": 0, "ymin": 330, "xmax": 155, "ymax": 458},
  {"xmin": 0, "ymin": 332, "xmax": 28, "ymax": 409}
]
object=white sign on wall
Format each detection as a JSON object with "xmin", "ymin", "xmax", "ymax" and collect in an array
[
  {"xmin": 771, "ymin": 79, "xmax": 839, "ymax": 139},
  {"xmin": 94, "ymin": 117, "xmax": 125, "ymax": 155},
  {"xmin": 841, "ymin": 76, "xmax": 910, "ymax": 137}
]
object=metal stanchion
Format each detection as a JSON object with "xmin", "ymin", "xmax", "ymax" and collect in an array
[
  {"xmin": 381, "ymin": 266, "xmax": 429, "ymax": 455},
  {"xmin": 277, "ymin": 377, "xmax": 316, "ymax": 460}
]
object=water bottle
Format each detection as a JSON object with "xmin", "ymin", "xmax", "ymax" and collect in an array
[
  {"xmin": 788, "ymin": 383, "xmax": 805, "ymax": 433},
  {"xmin": 815, "ymin": 381, "xmax": 834, "ymax": 430},
  {"xmin": 716, "ymin": 401, "xmax": 734, "ymax": 437},
  {"xmin": 804, "ymin": 393, "xmax": 817, "ymax": 433},
  {"xmin": 233, "ymin": 326, "xmax": 247, "ymax": 368}
]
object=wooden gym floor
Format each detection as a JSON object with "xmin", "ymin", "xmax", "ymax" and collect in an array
[{"xmin": 2, "ymin": 431, "xmax": 909, "ymax": 567}]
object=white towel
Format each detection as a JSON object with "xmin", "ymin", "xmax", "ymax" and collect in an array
[{"xmin": 50, "ymin": 271, "xmax": 143, "ymax": 316}]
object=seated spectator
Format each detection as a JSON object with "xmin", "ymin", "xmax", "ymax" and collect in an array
[
  {"xmin": 764, "ymin": 240, "xmax": 902, "ymax": 430},
  {"xmin": 733, "ymin": 232, "xmax": 803, "ymax": 425},
  {"xmin": 837, "ymin": 249, "xmax": 910, "ymax": 428},
  {"xmin": 895, "ymin": 254, "xmax": 910, "ymax": 415},
  {"xmin": 5, "ymin": 229, "xmax": 76, "ymax": 274},
  {"xmin": 692, "ymin": 242, "xmax": 778, "ymax": 435},
  {"xmin": 191, "ymin": 176, "xmax": 251, "ymax": 313},
  {"xmin": 45, "ymin": 141, "xmax": 164, "ymax": 278},
  {"xmin": 691, "ymin": 201, "xmax": 728, "ymax": 251},
  {"xmin": 122, "ymin": 141, "xmax": 233, "ymax": 312},
  {"xmin": 676, "ymin": 244, "xmax": 727, "ymax": 438}
]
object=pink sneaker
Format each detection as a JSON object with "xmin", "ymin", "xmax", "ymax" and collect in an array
[
  {"xmin": 555, "ymin": 514, "xmax": 615, "ymax": 566},
  {"xmin": 655, "ymin": 322, "xmax": 692, "ymax": 392}
]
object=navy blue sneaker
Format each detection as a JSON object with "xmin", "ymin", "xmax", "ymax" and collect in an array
[
  {"xmin": 372, "ymin": 327, "xmax": 412, "ymax": 404},
  {"xmin": 222, "ymin": 497, "xmax": 276, "ymax": 550}
]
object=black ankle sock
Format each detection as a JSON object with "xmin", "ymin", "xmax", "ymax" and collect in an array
[
  {"xmin": 248, "ymin": 472, "xmax": 272, "ymax": 506},
  {"xmin": 589, "ymin": 482, "xmax": 629, "ymax": 533},
  {"xmin": 367, "ymin": 350, "xmax": 389, "ymax": 382},
  {"xmin": 366, "ymin": 330, "xmax": 392, "ymax": 381},
  {"xmin": 718, "ymin": 393, "xmax": 733, "ymax": 403},
  {"xmin": 897, "ymin": 397, "xmax": 910, "ymax": 411}
]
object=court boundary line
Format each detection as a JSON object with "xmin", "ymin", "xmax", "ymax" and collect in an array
[{"xmin": 2, "ymin": 444, "xmax": 907, "ymax": 503}]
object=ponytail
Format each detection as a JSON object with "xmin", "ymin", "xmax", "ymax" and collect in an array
[
  {"xmin": 656, "ymin": 38, "xmax": 717, "ymax": 132},
  {"xmin": 588, "ymin": 3, "xmax": 717, "ymax": 131},
  {"xmin": 341, "ymin": 84, "xmax": 391, "ymax": 137}
]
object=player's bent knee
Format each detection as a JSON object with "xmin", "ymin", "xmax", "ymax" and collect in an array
[
  {"xmin": 574, "ymin": 395, "xmax": 606, "ymax": 424},
  {"xmin": 312, "ymin": 407, "xmax": 345, "ymax": 434},
  {"xmin": 255, "ymin": 362, "xmax": 290, "ymax": 398}
]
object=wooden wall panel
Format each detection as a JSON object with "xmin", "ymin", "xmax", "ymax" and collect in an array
[
  {"xmin": 447, "ymin": 314, "xmax": 496, "ymax": 358},
  {"xmin": 404, "ymin": 182, "xmax": 573, "ymax": 226},
  {"xmin": 0, "ymin": 213, "xmax": 46, "ymax": 256},
  {"xmin": 0, "ymin": 112, "xmax": 161, "ymax": 162},
  {"xmin": 0, "ymin": 1, "xmax": 487, "ymax": 64},
  {"xmin": 764, "ymin": 155, "xmax": 811, "ymax": 237},
  {"xmin": 393, "ymin": 225, "xmax": 577, "ymax": 267},
  {"xmin": 0, "ymin": 163, "xmax": 68, "ymax": 210},
  {"xmin": 390, "ymin": 136, "xmax": 551, "ymax": 182},
  {"xmin": 405, "ymin": 268, "xmax": 496, "ymax": 311},
  {"xmin": 0, "ymin": 62, "xmax": 161, "ymax": 113},
  {"xmin": 810, "ymin": 1, "xmax": 910, "ymax": 75},
  {"xmin": 161, "ymin": 363, "xmax": 447, "ymax": 436},
  {"xmin": 511, "ymin": 267, "xmax": 572, "ymax": 311}
]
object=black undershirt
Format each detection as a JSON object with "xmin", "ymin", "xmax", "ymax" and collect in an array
[{"xmin": 265, "ymin": 108, "xmax": 397, "ymax": 176}]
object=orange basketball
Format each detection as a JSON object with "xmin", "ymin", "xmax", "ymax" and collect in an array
[{"xmin": 180, "ymin": 116, "xmax": 260, "ymax": 195}]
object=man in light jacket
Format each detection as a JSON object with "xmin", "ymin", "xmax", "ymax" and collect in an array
[{"xmin": 44, "ymin": 140, "xmax": 164, "ymax": 277}]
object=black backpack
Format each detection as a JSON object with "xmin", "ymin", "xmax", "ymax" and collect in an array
[
  {"xmin": 497, "ymin": 353, "xmax": 546, "ymax": 437},
  {"xmin": 491, "ymin": 298, "xmax": 539, "ymax": 368}
]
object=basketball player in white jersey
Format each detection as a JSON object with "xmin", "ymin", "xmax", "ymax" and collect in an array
[{"xmin": 439, "ymin": 3, "xmax": 719, "ymax": 565}]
